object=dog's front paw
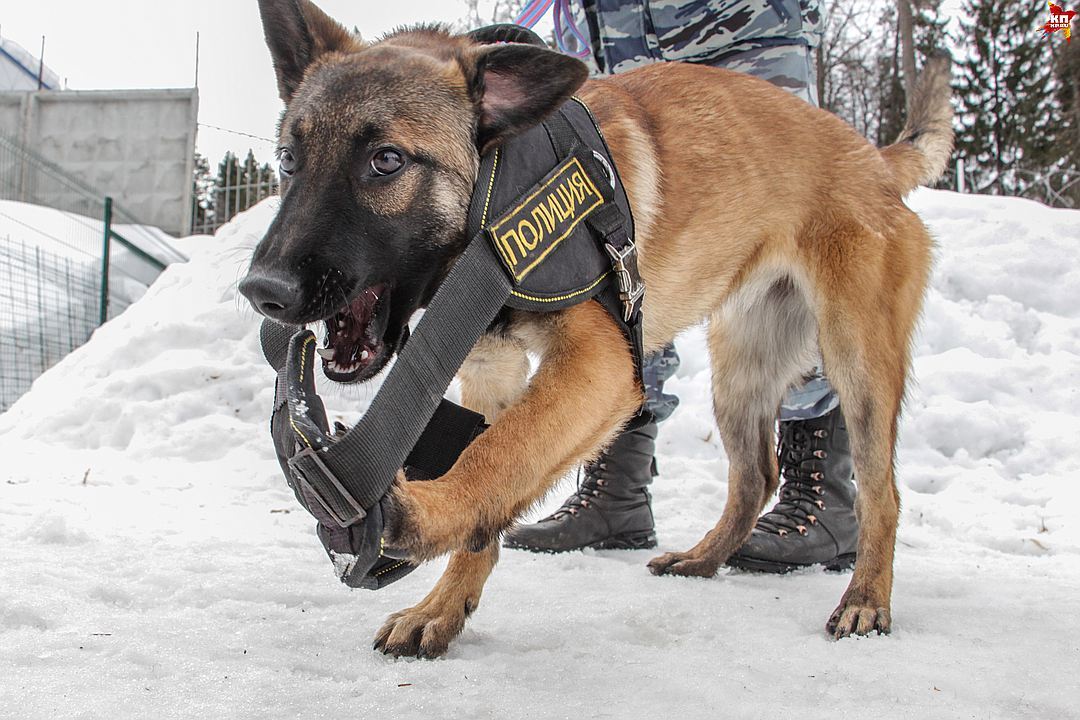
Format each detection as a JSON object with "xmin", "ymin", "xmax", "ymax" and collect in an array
[
  {"xmin": 647, "ymin": 550, "xmax": 719, "ymax": 578},
  {"xmin": 826, "ymin": 590, "xmax": 892, "ymax": 638},
  {"xmin": 373, "ymin": 602, "xmax": 470, "ymax": 659}
]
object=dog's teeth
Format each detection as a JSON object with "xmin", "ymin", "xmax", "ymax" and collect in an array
[
  {"xmin": 360, "ymin": 349, "xmax": 370, "ymax": 361},
  {"xmin": 337, "ymin": 319, "xmax": 346, "ymax": 329},
  {"xmin": 317, "ymin": 347, "xmax": 335, "ymax": 360}
]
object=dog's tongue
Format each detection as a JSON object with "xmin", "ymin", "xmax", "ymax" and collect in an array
[{"xmin": 319, "ymin": 285, "xmax": 385, "ymax": 372}]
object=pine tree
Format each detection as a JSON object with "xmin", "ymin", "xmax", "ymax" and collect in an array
[
  {"xmin": 190, "ymin": 152, "xmax": 216, "ymax": 232},
  {"xmin": 215, "ymin": 151, "xmax": 244, "ymax": 224},
  {"xmin": 218, "ymin": 149, "xmax": 279, "ymax": 225},
  {"xmin": 1052, "ymin": 36, "xmax": 1080, "ymax": 207},
  {"xmin": 240, "ymin": 149, "xmax": 261, "ymax": 214},
  {"xmin": 913, "ymin": 0, "xmax": 948, "ymax": 61},
  {"xmin": 877, "ymin": 9, "xmax": 906, "ymax": 146},
  {"xmin": 954, "ymin": 0, "xmax": 1061, "ymax": 200}
]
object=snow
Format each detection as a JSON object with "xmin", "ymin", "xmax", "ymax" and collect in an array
[{"xmin": 1, "ymin": 189, "xmax": 1077, "ymax": 719}]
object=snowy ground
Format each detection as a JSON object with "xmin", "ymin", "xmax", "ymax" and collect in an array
[{"xmin": 1, "ymin": 190, "xmax": 1077, "ymax": 719}]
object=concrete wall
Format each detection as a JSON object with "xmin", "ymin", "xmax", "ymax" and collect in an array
[{"xmin": 0, "ymin": 88, "xmax": 198, "ymax": 235}]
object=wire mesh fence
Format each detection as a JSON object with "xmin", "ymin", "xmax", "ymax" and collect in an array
[
  {"xmin": 0, "ymin": 236, "xmax": 100, "ymax": 411},
  {"xmin": 0, "ymin": 131, "xmax": 182, "ymax": 413}
]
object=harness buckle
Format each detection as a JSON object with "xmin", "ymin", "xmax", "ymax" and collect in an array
[
  {"xmin": 288, "ymin": 447, "xmax": 367, "ymax": 528},
  {"xmin": 605, "ymin": 239, "xmax": 645, "ymax": 322}
]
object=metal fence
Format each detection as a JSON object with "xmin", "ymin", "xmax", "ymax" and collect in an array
[
  {"xmin": 193, "ymin": 169, "xmax": 280, "ymax": 235},
  {"xmin": 190, "ymin": 174, "xmax": 277, "ymax": 236},
  {"xmin": 0, "ymin": 237, "xmax": 100, "ymax": 410},
  {"xmin": 0, "ymin": 131, "xmax": 181, "ymax": 412}
]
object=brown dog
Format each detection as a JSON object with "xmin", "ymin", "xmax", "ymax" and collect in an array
[{"xmin": 244, "ymin": 0, "xmax": 953, "ymax": 658}]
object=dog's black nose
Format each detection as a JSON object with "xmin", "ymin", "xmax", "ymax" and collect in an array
[{"xmin": 239, "ymin": 271, "xmax": 303, "ymax": 320}]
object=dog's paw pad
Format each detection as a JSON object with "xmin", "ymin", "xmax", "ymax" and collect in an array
[
  {"xmin": 647, "ymin": 551, "xmax": 717, "ymax": 578},
  {"xmin": 372, "ymin": 606, "xmax": 466, "ymax": 659},
  {"xmin": 826, "ymin": 602, "xmax": 891, "ymax": 639}
]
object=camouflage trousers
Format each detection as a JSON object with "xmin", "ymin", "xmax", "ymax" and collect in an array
[
  {"xmin": 573, "ymin": 0, "xmax": 823, "ymax": 77},
  {"xmin": 590, "ymin": 3, "xmax": 838, "ymax": 421},
  {"xmin": 643, "ymin": 347, "xmax": 837, "ymax": 422}
]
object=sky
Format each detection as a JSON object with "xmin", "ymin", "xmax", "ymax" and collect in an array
[
  {"xmin": 0, "ymin": 1, "xmax": 520, "ymax": 166},
  {"xmin": 1, "ymin": 0, "xmax": 969, "ymax": 168}
]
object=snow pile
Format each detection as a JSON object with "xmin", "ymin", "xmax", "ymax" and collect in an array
[
  {"xmin": 0, "ymin": 200, "xmax": 276, "ymax": 461},
  {"xmin": 0, "ymin": 189, "xmax": 1077, "ymax": 719}
]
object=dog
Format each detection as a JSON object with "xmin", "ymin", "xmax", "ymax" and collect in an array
[{"xmin": 240, "ymin": 0, "xmax": 953, "ymax": 658}]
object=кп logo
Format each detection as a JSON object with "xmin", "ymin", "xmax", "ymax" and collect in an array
[{"xmin": 1044, "ymin": 2, "xmax": 1077, "ymax": 43}]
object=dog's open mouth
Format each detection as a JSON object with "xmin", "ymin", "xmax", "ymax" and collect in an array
[{"xmin": 317, "ymin": 283, "xmax": 392, "ymax": 383}]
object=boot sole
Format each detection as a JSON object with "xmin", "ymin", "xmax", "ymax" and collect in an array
[
  {"xmin": 590, "ymin": 531, "xmax": 658, "ymax": 551},
  {"xmin": 725, "ymin": 552, "xmax": 857, "ymax": 575},
  {"xmin": 504, "ymin": 530, "xmax": 657, "ymax": 554}
]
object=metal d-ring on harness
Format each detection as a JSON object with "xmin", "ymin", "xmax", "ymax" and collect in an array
[{"xmin": 259, "ymin": 28, "xmax": 645, "ymax": 590}]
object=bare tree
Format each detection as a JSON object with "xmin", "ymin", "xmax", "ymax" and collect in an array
[
  {"xmin": 454, "ymin": 0, "xmax": 529, "ymax": 32},
  {"xmin": 897, "ymin": 0, "xmax": 916, "ymax": 110},
  {"xmin": 816, "ymin": 0, "xmax": 889, "ymax": 140}
]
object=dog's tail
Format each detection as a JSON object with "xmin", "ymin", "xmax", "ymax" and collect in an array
[{"xmin": 880, "ymin": 51, "xmax": 954, "ymax": 193}]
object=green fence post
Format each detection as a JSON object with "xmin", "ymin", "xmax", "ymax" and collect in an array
[{"xmin": 99, "ymin": 196, "xmax": 112, "ymax": 325}]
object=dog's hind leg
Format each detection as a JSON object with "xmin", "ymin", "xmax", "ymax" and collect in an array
[
  {"xmin": 648, "ymin": 274, "xmax": 817, "ymax": 578},
  {"xmin": 373, "ymin": 334, "xmax": 530, "ymax": 658},
  {"xmin": 456, "ymin": 333, "xmax": 532, "ymax": 421},
  {"xmin": 813, "ymin": 223, "xmax": 927, "ymax": 639}
]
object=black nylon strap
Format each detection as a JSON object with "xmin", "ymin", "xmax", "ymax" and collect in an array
[
  {"xmin": 545, "ymin": 108, "xmax": 580, "ymax": 159},
  {"xmin": 547, "ymin": 107, "xmax": 631, "ymax": 252},
  {"xmin": 279, "ymin": 231, "xmax": 512, "ymax": 524},
  {"xmin": 547, "ymin": 105, "xmax": 645, "ymax": 391},
  {"xmin": 403, "ymin": 399, "xmax": 487, "ymax": 480}
]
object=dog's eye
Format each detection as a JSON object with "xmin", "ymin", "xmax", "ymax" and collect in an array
[
  {"xmin": 370, "ymin": 148, "xmax": 405, "ymax": 176},
  {"xmin": 278, "ymin": 148, "xmax": 297, "ymax": 177}
]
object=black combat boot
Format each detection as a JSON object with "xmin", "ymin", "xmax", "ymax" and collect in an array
[
  {"xmin": 503, "ymin": 419, "xmax": 658, "ymax": 553},
  {"xmin": 726, "ymin": 406, "xmax": 858, "ymax": 573}
]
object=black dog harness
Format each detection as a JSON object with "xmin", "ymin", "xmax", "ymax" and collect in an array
[{"xmin": 259, "ymin": 31, "xmax": 644, "ymax": 590}]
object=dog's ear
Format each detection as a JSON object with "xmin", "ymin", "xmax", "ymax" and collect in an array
[
  {"xmin": 465, "ymin": 43, "xmax": 589, "ymax": 153},
  {"xmin": 258, "ymin": 0, "xmax": 358, "ymax": 103}
]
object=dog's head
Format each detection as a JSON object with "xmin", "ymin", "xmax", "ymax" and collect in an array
[{"xmin": 238, "ymin": 0, "xmax": 588, "ymax": 382}]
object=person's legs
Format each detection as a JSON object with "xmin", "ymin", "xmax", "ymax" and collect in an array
[
  {"xmin": 503, "ymin": 345, "xmax": 679, "ymax": 552},
  {"xmin": 641, "ymin": 344, "xmax": 681, "ymax": 422}
]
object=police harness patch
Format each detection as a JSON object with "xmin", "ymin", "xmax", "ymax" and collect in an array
[{"xmin": 488, "ymin": 156, "xmax": 606, "ymax": 283}]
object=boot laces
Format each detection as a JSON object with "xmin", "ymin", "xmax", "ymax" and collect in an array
[
  {"xmin": 755, "ymin": 421, "xmax": 829, "ymax": 537},
  {"xmin": 547, "ymin": 457, "xmax": 610, "ymax": 519}
]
